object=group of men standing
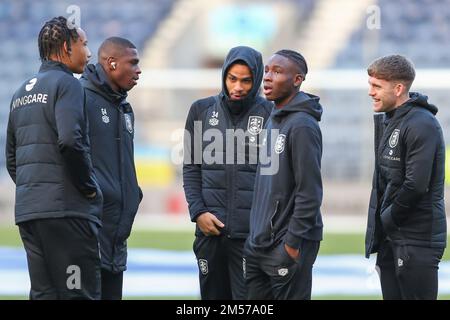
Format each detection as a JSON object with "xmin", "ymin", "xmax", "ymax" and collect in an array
[
  {"xmin": 5, "ymin": 15, "xmax": 447, "ymax": 301},
  {"xmin": 183, "ymin": 47, "xmax": 447, "ymax": 300}
]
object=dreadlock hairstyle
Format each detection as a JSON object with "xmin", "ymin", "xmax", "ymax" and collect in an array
[
  {"xmin": 38, "ymin": 16, "xmax": 80, "ymax": 62},
  {"xmin": 275, "ymin": 49, "xmax": 308, "ymax": 79}
]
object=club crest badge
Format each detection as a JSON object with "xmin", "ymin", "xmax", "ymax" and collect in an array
[
  {"xmin": 274, "ymin": 134, "xmax": 286, "ymax": 154},
  {"xmin": 198, "ymin": 259, "xmax": 208, "ymax": 275},
  {"xmin": 124, "ymin": 114, "xmax": 133, "ymax": 133},
  {"xmin": 389, "ymin": 129, "xmax": 400, "ymax": 148},
  {"xmin": 248, "ymin": 116, "xmax": 264, "ymax": 135},
  {"xmin": 209, "ymin": 111, "xmax": 219, "ymax": 126}
]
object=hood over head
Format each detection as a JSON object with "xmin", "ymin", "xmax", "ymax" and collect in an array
[{"xmin": 220, "ymin": 46, "xmax": 264, "ymax": 115}]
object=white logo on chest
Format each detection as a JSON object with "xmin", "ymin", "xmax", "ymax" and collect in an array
[
  {"xmin": 389, "ymin": 129, "xmax": 400, "ymax": 148},
  {"xmin": 248, "ymin": 116, "xmax": 264, "ymax": 135},
  {"xmin": 209, "ymin": 111, "xmax": 219, "ymax": 126},
  {"xmin": 274, "ymin": 134, "xmax": 286, "ymax": 154},
  {"xmin": 124, "ymin": 113, "xmax": 133, "ymax": 133},
  {"xmin": 101, "ymin": 108, "xmax": 109, "ymax": 123}
]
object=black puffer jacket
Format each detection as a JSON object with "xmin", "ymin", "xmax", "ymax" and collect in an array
[
  {"xmin": 80, "ymin": 64, "xmax": 142, "ymax": 272},
  {"xmin": 183, "ymin": 46, "xmax": 272, "ymax": 238},
  {"xmin": 6, "ymin": 60, "xmax": 102, "ymax": 225},
  {"xmin": 365, "ymin": 92, "xmax": 447, "ymax": 257}
]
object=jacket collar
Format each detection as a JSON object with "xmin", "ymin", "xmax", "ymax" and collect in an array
[{"xmin": 39, "ymin": 60, "xmax": 73, "ymax": 75}]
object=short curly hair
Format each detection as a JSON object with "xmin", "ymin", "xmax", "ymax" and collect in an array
[{"xmin": 367, "ymin": 55, "xmax": 415, "ymax": 90}]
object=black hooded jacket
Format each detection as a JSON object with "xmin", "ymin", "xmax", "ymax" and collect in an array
[
  {"xmin": 248, "ymin": 91, "xmax": 324, "ymax": 250},
  {"xmin": 183, "ymin": 46, "xmax": 273, "ymax": 238},
  {"xmin": 365, "ymin": 92, "xmax": 446, "ymax": 257},
  {"xmin": 80, "ymin": 63, "xmax": 142, "ymax": 272},
  {"xmin": 6, "ymin": 60, "xmax": 102, "ymax": 225}
]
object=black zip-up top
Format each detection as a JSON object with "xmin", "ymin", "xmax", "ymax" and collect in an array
[
  {"xmin": 365, "ymin": 92, "xmax": 446, "ymax": 257},
  {"xmin": 248, "ymin": 91, "xmax": 324, "ymax": 250},
  {"xmin": 6, "ymin": 60, "xmax": 102, "ymax": 225},
  {"xmin": 183, "ymin": 46, "xmax": 272, "ymax": 238},
  {"xmin": 80, "ymin": 63, "xmax": 142, "ymax": 272}
]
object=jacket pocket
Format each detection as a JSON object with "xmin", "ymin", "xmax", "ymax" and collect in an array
[
  {"xmin": 280, "ymin": 241, "xmax": 300, "ymax": 265},
  {"xmin": 87, "ymin": 184, "xmax": 103, "ymax": 202},
  {"xmin": 272, "ymin": 240, "xmax": 299, "ymax": 273},
  {"xmin": 380, "ymin": 204, "xmax": 399, "ymax": 237},
  {"xmin": 87, "ymin": 184, "xmax": 104, "ymax": 219},
  {"xmin": 116, "ymin": 210, "xmax": 138, "ymax": 242}
]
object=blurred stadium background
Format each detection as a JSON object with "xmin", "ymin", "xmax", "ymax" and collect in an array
[{"xmin": 0, "ymin": 0, "xmax": 449, "ymax": 299}]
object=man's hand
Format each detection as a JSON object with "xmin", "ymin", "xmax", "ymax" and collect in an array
[
  {"xmin": 284, "ymin": 243, "xmax": 300, "ymax": 260},
  {"xmin": 196, "ymin": 212, "xmax": 225, "ymax": 236}
]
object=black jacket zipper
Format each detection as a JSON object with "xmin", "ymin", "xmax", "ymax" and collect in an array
[{"xmin": 270, "ymin": 200, "xmax": 280, "ymax": 241}]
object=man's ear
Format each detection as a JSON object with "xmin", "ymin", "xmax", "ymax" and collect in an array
[
  {"xmin": 394, "ymin": 82, "xmax": 405, "ymax": 97},
  {"xmin": 63, "ymin": 41, "xmax": 70, "ymax": 55},
  {"xmin": 294, "ymin": 73, "xmax": 303, "ymax": 88},
  {"xmin": 107, "ymin": 57, "xmax": 116, "ymax": 70}
]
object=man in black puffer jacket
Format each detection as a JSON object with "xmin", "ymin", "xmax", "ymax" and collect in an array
[
  {"xmin": 183, "ymin": 46, "xmax": 272, "ymax": 299},
  {"xmin": 6, "ymin": 17, "xmax": 103, "ymax": 300},
  {"xmin": 80, "ymin": 37, "xmax": 143, "ymax": 300},
  {"xmin": 365, "ymin": 55, "xmax": 446, "ymax": 300}
]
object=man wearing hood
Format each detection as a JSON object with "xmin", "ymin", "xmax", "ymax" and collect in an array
[
  {"xmin": 80, "ymin": 37, "xmax": 143, "ymax": 300},
  {"xmin": 183, "ymin": 46, "xmax": 272, "ymax": 299},
  {"xmin": 245, "ymin": 50, "xmax": 323, "ymax": 300},
  {"xmin": 365, "ymin": 55, "xmax": 446, "ymax": 300}
]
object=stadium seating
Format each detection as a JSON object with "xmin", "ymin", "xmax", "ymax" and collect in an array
[
  {"xmin": 334, "ymin": 0, "xmax": 450, "ymax": 68},
  {"xmin": 0, "ymin": 0, "xmax": 175, "ymax": 170}
]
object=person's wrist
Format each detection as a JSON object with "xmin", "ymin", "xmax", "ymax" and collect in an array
[{"xmin": 285, "ymin": 243, "xmax": 299, "ymax": 258}]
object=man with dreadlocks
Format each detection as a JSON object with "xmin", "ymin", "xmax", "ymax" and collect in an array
[
  {"xmin": 244, "ymin": 50, "xmax": 323, "ymax": 299},
  {"xmin": 5, "ymin": 16, "xmax": 103, "ymax": 299}
]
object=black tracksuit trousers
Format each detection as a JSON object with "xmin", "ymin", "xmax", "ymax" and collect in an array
[
  {"xmin": 244, "ymin": 239, "xmax": 320, "ymax": 300},
  {"xmin": 376, "ymin": 239, "xmax": 444, "ymax": 300},
  {"xmin": 193, "ymin": 235, "xmax": 247, "ymax": 300},
  {"xmin": 18, "ymin": 218, "xmax": 101, "ymax": 300}
]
